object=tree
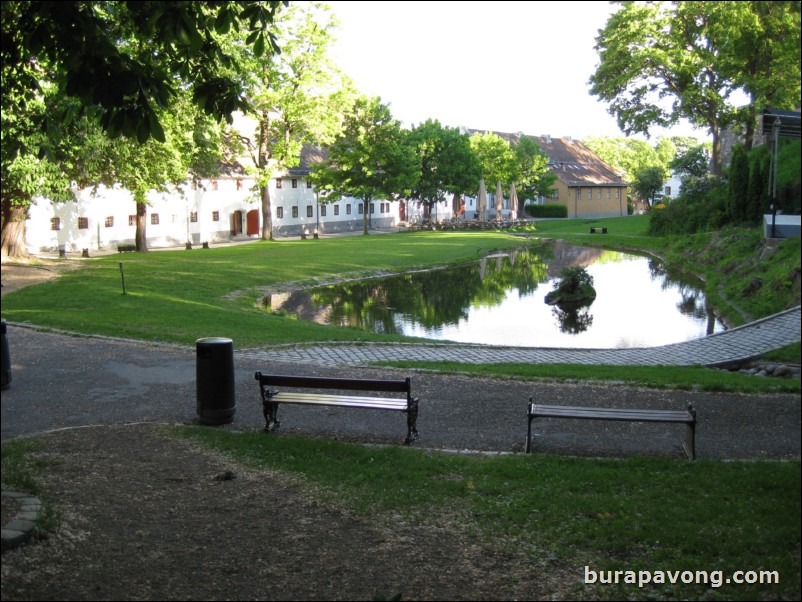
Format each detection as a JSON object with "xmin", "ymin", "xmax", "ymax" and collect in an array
[
  {"xmin": 91, "ymin": 93, "xmax": 230, "ymax": 251},
  {"xmin": 469, "ymin": 132, "xmax": 519, "ymax": 205},
  {"xmin": 632, "ymin": 165, "xmax": 666, "ymax": 207},
  {"xmin": 728, "ymin": 145, "xmax": 751, "ymax": 222},
  {"xmin": 670, "ymin": 144, "xmax": 710, "ymax": 179},
  {"xmin": 513, "ymin": 135, "xmax": 557, "ymax": 202},
  {"xmin": 407, "ymin": 121, "xmax": 481, "ymax": 222},
  {"xmin": 3, "ymin": 1, "xmax": 284, "ymax": 149},
  {"xmin": 583, "ymin": 137, "xmax": 665, "ymax": 183},
  {"xmin": 589, "ymin": 2, "xmax": 799, "ymax": 176},
  {"xmin": 1, "ymin": 0, "xmax": 283, "ymax": 258},
  {"xmin": 234, "ymin": 2, "xmax": 352, "ymax": 240},
  {"xmin": 310, "ymin": 97, "xmax": 419, "ymax": 235},
  {"xmin": 719, "ymin": 1, "xmax": 801, "ymax": 149}
]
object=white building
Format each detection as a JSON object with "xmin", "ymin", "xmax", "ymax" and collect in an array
[{"xmin": 24, "ymin": 168, "xmax": 455, "ymax": 254}]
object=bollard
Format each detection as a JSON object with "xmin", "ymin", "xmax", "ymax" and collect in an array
[
  {"xmin": 196, "ymin": 337, "xmax": 236, "ymax": 425},
  {"xmin": 1, "ymin": 319, "xmax": 11, "ymax": 390}
]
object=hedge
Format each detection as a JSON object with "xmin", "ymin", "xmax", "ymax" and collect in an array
[{"xmin": 525, "ymin": 203, "xmax": 568, "ymax": 218}]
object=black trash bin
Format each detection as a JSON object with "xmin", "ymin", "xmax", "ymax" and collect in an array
[
  {"xmin": 196, "ymin": 337, "xmax": 236, "ymax": 425},
  {"xmin": 1, "ymin": 320, "xmax": 10, "ymax": 390}
]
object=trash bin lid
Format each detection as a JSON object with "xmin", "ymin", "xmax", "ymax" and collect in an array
[{"xmin": 196, "ymin": 337, "xmax": 233, "ymax": 345}]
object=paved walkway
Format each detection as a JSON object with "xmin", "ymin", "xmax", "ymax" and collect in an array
[{"xmin": 239, "ymin": 305, "xmax": 801, "ymax": 367}]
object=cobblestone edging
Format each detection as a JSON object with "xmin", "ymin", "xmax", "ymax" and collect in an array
[{"xmin": 1, "ymin": 488, "xmax": 42, "ymax": 552}]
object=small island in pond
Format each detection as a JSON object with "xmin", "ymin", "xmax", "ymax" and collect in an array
[{"xmin": 544, "ymin": 266, "xmax": 597, "ymax": 307}]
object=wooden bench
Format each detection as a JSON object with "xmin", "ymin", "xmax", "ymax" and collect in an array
[
  {"xmin": 255, "ymin": 372, "xmax": 419, "ymax": 445},
  {"xmin": 589, "ymin": 227, "xmax": 608, "ymax": 234},
  {"xmin": 526, "ymin": 399, "xmax": 696, "ymax": 459}
]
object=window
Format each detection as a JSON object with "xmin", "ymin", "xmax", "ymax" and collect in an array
[
  {"xmin": 607, "ymin": 189, "xmax": 611, "ymax": 199},
  {"xmin": 78, "ymin": 217, "xmax": 89, "ymax": 229},
  {"xmin": 276, "ymin": 178, "xmax": 282, "ymax": 189},
  {"xmin": 587, "ymin": 189, "xmax": 592, "ymax": 200},
  {"xmin": 616, "ymin": 189, "xmax": 621, "ymax": 199},
  {"xmin": 370, "ymin": 203, "xmax": 375, "ymax": 214},
  {"xmin": 306, "ymin": 180, "xmax": 312, "ymax": 189},
  {"xmin": 334, "ymin": 205, "xmax": 340, "ymax": 216},
  {"xmin": 105, "ymin": 216, "xmax": 114, "ymax": 228},
  {"xmin": 292, "ymin": 206, "xmax": 298, "ymax": 218},
  {"xmin": 276, "ymin": 207, "xmax": 284, "ymax": 219},
  {"xmin": 306, "ymin": 205, "xmax": 313, "ymax": 218},
  {"xmin": 129, "ymin": 215, "xmax": 137, "ymax": 226},
  {"xmin": 50, "ymin": 217, "xmax": 60, "ymax": 231},
  {"xmin": 190, "ymin": 212, "xmax": 198, "ymax": 223},
  {"xmin": 321, "ymin": 205, "xmax": 327, "ymax": 217},
  {"xmin": 151, "ymin": 213, "xmax": 159, "ymax": 225},
  {"xmin": 292, "ymin": 179, "xmax": 298, "ymax": 188},
  {"xmin": 346, "ymin": 204, "xmax": 352, "ymax": 215},
  {"xmin": 664, "ymin": 186, "xmax": 671, "ymax": 196},
  {"xmin": 577, "ymin": 189, "xmax": 582, "ymax": 201},
  {"xmin": 212, "ymin": 211, "xmax": 220, "ymax": 222},
  {"xmin": 597, "ymin": 189, "xmax": 601, "ymax": 199},
  {"xmin": 358, "ymin": 203, "xmax": 364, "ymax": 214},
  {"xmin": 552, "ymin": 190, "xmax": 559, "ymax": 200}
]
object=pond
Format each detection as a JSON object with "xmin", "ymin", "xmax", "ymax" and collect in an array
[{"xmin": 264, "ymin": 241, "xmax": 727, "ymax": 348}]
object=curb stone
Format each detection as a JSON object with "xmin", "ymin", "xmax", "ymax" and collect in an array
[{"xmin": 1, "ymin": 488, "xmax": 43, "ymax": 552}]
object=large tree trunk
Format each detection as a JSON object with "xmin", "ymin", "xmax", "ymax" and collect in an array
[
  {"xmin": 135, "ymin": 201, "xmax": 148, "ymax": 252},
  {"xmin": 261, "ymin": 184, "xmax": 273, "ymax": 241},
  {"xmin": 1, "ymin": 199, "xmax": 31, "ymax": 260}
]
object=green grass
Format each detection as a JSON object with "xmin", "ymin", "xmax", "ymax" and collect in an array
[
  {"xmin": 2, "ymin": 232, "xmax": 527, "ymax": 347},
  {"xmin": 529, "ymin": 214, "xmax": 665, "ymax": 252},
  {"xmin": 170, "ymin": 425, "xmax": 801, "ymax": 600},
  {"xmin": 371, "ymin": 362, "xmax": 801, "ymax": 394}
]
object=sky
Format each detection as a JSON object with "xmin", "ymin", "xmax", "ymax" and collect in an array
[{"xmin": 325, "ymin": 0, "xmax": 710, "ymax": 141}]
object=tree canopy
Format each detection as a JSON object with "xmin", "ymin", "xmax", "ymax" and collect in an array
[
  {"xmin": 1, "ymin": 0, "xmax": 284, "ymax": 257},
  {"xmin": 233, "ymin": 1, "xmax": 353, "ymax": 239},
  {"xmin": 3, "ymin": 1, "xmax": 285, "ymax": 149},
  {"xmin": 589, "ymin": 1, "xmax": 801, "ymax": 176},
  {"xmin": 407, "ymin": 121, "xmax": 481, "ymax": 221},
  {"xmin": 310, "ymin": 97, "xmax": 419, "ymax": 235}
]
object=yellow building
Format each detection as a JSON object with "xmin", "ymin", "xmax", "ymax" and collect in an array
[{"xmin": 533, "ymin": 135, "xmax": 628, "ymax": 218}]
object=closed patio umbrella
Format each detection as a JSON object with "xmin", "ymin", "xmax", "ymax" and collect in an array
[
  {"xmin": 495, "ymin": 181, "xmax": 504, "ymax": 220},
  {"xmin": 510, "ymin": 182, "xmax": 519, "ymax": 220}
]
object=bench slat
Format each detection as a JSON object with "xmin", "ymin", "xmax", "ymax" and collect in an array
[
  {"xmin": 257, "ymin": 373, "xmax": 410, "ymax": 393},
  {"xmin": 530, "ymin": 404, "xmax": 694, "ymax": 423},
  {"xmin": 271, "ymin": 392, "xmax": 409, "ymax": 411}
]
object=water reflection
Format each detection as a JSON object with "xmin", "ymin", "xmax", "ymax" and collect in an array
[{"xmin": 264, "ymin": 241, "xmax": 726, "ymax": 348}]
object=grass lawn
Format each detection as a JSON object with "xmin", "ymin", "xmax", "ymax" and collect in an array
[
  {"xmin": 169, "ymin": 426, "xmax": 801, "ymax": 601},
  {"xmin": 2, "ymin": 231, "xmax": 527, "ymax": 347}
]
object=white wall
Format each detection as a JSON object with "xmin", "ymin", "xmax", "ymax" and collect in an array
[{"xmin": 24, "ymin": 175, "xmax": 407, "ymax": 253}]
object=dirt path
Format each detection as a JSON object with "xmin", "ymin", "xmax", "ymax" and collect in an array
[
  {"xmin": 0, "ymin": 423, "xmax": 572, "ymax": 601},
  {"xmin": 1, "ymin": 259, "xmax": 83, "ymax": 296}
]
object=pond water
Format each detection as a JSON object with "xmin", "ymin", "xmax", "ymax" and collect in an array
[{"xmin": 265, "ymin": 241, "xmax": 727, "ymax": 348}]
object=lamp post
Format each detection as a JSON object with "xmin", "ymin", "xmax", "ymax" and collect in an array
[{"xmin": 769, "ymin": 117, "xmax": 781, "ymax": 239}]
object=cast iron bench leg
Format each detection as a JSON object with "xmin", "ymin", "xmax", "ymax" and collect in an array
[
  {"xmin": 262, "ymin": 393, "xmax": 280, "ymax": 432},
  {"xmin": 405, "ymin": 397, "xmax": 420, "ymax": 445}
]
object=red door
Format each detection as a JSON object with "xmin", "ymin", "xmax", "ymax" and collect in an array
[{"xmin": 246, "ymin": 210, "xmax": 260, "ymax": 235}]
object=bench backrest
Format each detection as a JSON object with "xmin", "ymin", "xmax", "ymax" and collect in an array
[{"xmin": 255, "ymin": 372, "xmax": 411, "ymax": 395}]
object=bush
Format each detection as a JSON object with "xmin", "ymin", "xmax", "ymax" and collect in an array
[
  {"xmin": 648, "ymin": 176, "xmax": 728, "ymax": 235},
  {"xmin": 526, "ymin": 203, "xmax": 568, "ymax": 218}
]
